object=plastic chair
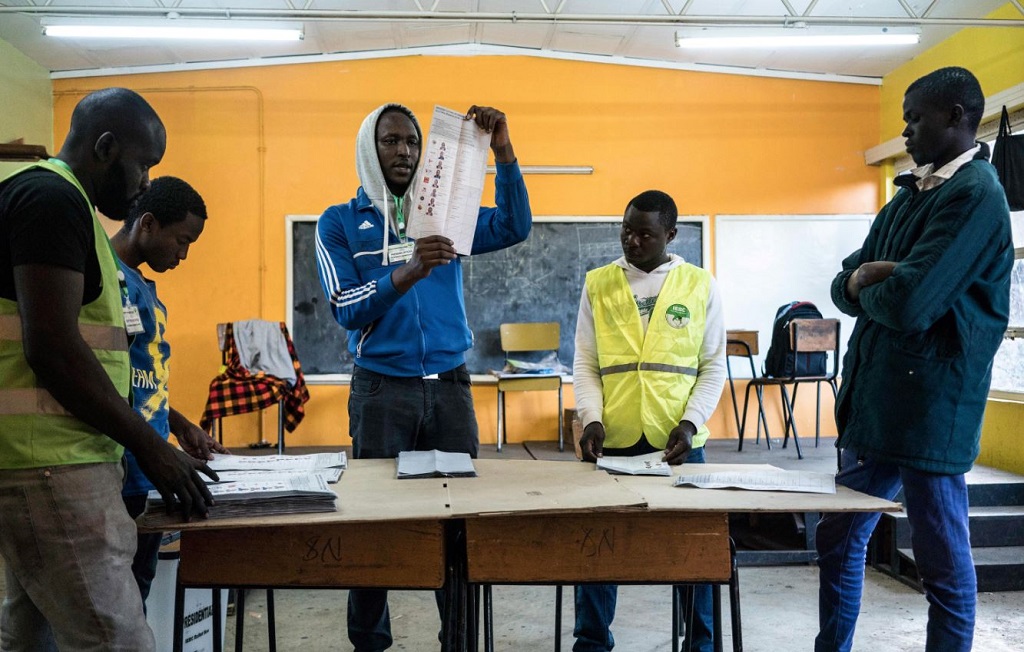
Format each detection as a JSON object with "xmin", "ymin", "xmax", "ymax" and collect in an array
[
  {"xmin": 495, "ymin": 322, "xmax": 563, "ymax": 452},
  {"xmin": 738, "ymin": 318, "xmax": 841, "ymax": 460}
]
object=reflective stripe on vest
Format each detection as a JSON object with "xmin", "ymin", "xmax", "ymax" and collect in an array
[
  {"xmin": 0, "ymin": 315, "xmax": 128, "ymax": 352},
  {"xmin": 0, "ymin": 160, "xmax": 130, "ymax": 468},
  {"xmin": 587, "ymin": 262, "xmax": 712, "ymax": 449}
]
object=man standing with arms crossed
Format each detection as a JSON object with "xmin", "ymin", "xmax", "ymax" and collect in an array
[
  {"xmin": 816, "ymin": 67, "xmax": 1013, "ymax": 652},
  {"xmin": 0, "ymin": 88, "xmax": 217, "ymax": 651}
]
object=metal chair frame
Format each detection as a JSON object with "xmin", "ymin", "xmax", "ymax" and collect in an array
[{"xmin": 738, "ymin": 319, "xmax": 841, "ymax": 460}]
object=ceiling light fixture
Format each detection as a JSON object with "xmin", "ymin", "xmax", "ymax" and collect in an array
[
  {"xmin": 42, "ymin": 23, "xmax": 304, "ymax": 42},
  {"xmin": 675, "ymin": 27, "xmax": 919, "ymax": 49}
]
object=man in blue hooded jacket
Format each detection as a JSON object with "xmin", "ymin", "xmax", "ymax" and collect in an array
[{"xmin": 316, "ymin": 103, "xmax": 531, "ymax": 650}]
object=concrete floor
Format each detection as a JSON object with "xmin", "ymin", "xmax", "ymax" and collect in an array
[{"xmin": 226, "ymin": 567, "xmax": 1024, "ymax": 651}]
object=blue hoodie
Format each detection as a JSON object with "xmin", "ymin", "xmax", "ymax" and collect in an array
[{"xmin": 315, "ymin": 103, "xmax": 532, "ymax": 376}]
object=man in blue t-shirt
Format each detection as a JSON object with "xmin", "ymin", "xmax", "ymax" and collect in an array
[{"xmin": 111, "ymin": 175, "xmax": 227, "ymax": 604}]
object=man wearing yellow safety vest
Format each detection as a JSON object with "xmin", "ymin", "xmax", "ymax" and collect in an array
[
  {"xmin": 0, "ymin": 88, "xmax": 217, "ymax": 651},
  {"xmin": 572, "ymin": 190, "xmax": 726, "ymax": 652}
]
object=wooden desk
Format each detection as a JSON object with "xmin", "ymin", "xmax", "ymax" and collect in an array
[
  {"xmin": 453, "ymin": 460, "xmax": 899, "ymax": 652},
  {"xmin": 154, "ymin": 459, "xmax": 899, "ymax": 652},
  {"xmin": 145, "ymin": 460, "xmax": 460, "ymax": 652}
]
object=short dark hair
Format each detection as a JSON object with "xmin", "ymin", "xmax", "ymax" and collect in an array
[
  {"xmin": 626, "ymin": 190, "xmax": 677, "ymax": 231},
  {"xmin": 66, "ymin": 87, "xmax": 164, "ymax": 149},
  {"xmin": 376, "ymin": 105, "xmax": 422, "ymax": 142},
  {"xmin": 125, "ymin": 176, "xmax": 207, "ymax": 229},
  {"xmin": 906, "ymin": 67, "xmax": 985, "ymax": 132}
]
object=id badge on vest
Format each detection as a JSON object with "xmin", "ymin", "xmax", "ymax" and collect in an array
[
  {"xmin": 388, "ymin": 241, "xmax": 414, "ymax": 264},
  {"xmin": 123, "ymin": 301, "xmax": 144, "ymax": 335}
]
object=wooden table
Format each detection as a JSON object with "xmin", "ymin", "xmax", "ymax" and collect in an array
[
  {"xmin": 152, "ymin": 459, "xmax": 899, "ymax": 652},
  {"xmin": 451, "ymin": 460, "xmax": 899, "ymax": 652}
]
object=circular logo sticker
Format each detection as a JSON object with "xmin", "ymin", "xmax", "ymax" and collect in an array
[{"xmin": 665, "ymin": 304, "xmax": 691, "ymax": 329}]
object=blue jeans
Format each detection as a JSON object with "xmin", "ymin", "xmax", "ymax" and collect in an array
[
  {"xmin": 346, "ymin": 364, "xmax": 478, "ymax": 652},
  {"xmin": 815, "ymin": 449, "xmax": 976, "ymax": 652},
  {"xmin": 574, "ymin": 444, "xmax": 713, "ymax": 652}
]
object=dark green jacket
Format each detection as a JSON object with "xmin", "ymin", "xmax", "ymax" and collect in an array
[{"xmin": 831, "ymin": 157, "xmax": 1013, "ymax": 474}]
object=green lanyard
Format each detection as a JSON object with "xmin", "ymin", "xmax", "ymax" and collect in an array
[
  {"xmin": 48, "ymin": 158, "xmax": 129, "ymax": 303},
  {"xmin": 393, "ymin": 195, "xmax": 407, "ymax": 242}
]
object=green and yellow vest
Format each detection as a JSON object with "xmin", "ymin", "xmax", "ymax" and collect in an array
[
  {"xmin": 587, "ymin": 262, "xmax": 711, "ymax": 450},
  {"xmin": 0, "ymin": 160, "xmax": 130, "ymax": 468}
]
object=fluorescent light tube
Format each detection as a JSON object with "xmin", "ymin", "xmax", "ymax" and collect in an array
[
  {"xmin": 43, "ymin": 24, "xmax": 303, "ymax": 41},
  {"xmin": 676, "ymin": 33, "xmax": 919, "ymax": 48}
]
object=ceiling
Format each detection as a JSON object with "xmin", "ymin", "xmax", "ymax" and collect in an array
[{"xmin": 0, "ymin": 0, "xmax": 1019, "ymax": 80}]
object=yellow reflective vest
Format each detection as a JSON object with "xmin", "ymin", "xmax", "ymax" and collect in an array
[
  {"xmin": 586, "ymin": 262, "xmax": 711, "ymax": 450},
  {"xmin": 0, "ymin": 160, "xmax": 130, "ymax": 469}
]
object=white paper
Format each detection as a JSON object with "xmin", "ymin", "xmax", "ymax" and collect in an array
[
  {"xmin": 673, "ymin": 469, "xmax": 836, "ymax": 494},
  {"xmin": 150, "ymin": 474, "xmax": 334, "ymax": 502},
  {"xmin": 407, "ymin": 105, "xmax": 491, "ymax": 254},
  {"xmin": 211, "ymin": 468, "xmax": 343, "ymax": 484},
  {"xmin": 206, "ymin": 452, "xmax": 347, "ymax": 472},
  {"xmin": 397, "ymin": 450, "xmax": 477, "ymax": 478},
  {"xmin": 597, "ymin": 452, "xmax": 672, "ymax": 477}
]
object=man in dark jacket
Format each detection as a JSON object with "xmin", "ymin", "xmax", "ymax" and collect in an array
[{"xmin": 815, "ymin": 67, "xmax": 1013, "ymax": 652}]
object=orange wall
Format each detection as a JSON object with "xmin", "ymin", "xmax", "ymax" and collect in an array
[{"xmin": 52, "ymin": 55, "xmax": 877, "ymax": 448}]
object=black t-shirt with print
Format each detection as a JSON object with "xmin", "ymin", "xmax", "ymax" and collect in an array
[{"xmin": 0, "ymin": 168, "xmax": 102, "ymax": 304}]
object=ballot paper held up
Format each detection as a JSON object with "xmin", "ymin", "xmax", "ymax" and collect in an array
[
  {"xmin": 673, "ymin": 469, "xmax": 836, "ymax": 494},
  {"xmin": 397, "ymin": 450, "xmax": 477, "ymax": 479},
  {"xmin": 406, "ymin": 105, "xmax": 491, "ymax": 254},
  {"xmin": 597, "ymin": 452, "xmax": 672, "ymax": 477}
]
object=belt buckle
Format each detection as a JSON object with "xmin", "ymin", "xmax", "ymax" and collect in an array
[{"xmin": 422, "ymin": 373, "xmax": 440, "ymax": 380}]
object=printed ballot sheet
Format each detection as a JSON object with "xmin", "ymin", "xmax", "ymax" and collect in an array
[
  {"xmin": 206, "ymin": 452, "xmax": 347, "ymax": 472},
  {"xmin": 673, "ymin": 468, "xmax": 837, "ymax": 494},
  {"xmin": 597, "ymin": 452, "xmax": 672, "ymax": 477},
  {"xmin": 407, "ymin": 105, "xmax": 491, "ymax": 254}
]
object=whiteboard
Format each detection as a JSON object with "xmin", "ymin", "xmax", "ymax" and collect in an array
[{"xmin": 715, "ymin": 214, "xmax": 873, "ymax": 377}]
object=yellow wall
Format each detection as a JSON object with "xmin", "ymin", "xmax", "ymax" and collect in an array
[
  {"xmin": 52, "ymin": 55, "xmax": 879, "ymax": 448},
  {"xmin": 0, "ymin": 37, "xmax": 52, "ymax": 178},
  {"xmin": 879, "ymin": 3, "xmax": 1024, "ymax": 141},
  {"xmin": 879, "ymin": 3, "xmax": 1024, "ymax": 475}
]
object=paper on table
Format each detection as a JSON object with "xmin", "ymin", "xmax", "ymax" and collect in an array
[
  {"xmin": 406, "ymin": 105, "xmax": 491, "ymax": 254},
  {"xmin": 596, "ymin": 452, "xmax": 672, "ymax": 477},
  {"xmin": 206, "ymin": 452, "xmax": 347, "ymax": 472},
  {"xmin": 210, "ymin": 468, "xmax": 343, "ymax": 484},
  {"xmin": 143, "ymin": 473, "xmax": 337, "ymax": 525},
  {"xmin": 673, "ymin": 469, "xmax": 836, "ymax": 494},
  {"xmin": 397, "ymin": 450, "xmax": 477, "ymax": 479}
]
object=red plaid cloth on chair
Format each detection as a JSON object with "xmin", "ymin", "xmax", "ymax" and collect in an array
[{"xmin": 200, "ymin": 322, "xmax": 310, "ymax": 434}]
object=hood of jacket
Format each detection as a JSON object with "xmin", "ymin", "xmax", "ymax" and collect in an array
[{"xmin": 355, "ymin": 103, "xmax": 423, "ymax": 218}]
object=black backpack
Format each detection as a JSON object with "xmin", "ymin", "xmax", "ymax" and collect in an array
[{"xmin": 763, "ymin": 301, "xmax": 827, "ymax": 378}]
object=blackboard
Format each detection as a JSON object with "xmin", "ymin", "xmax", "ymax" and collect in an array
[{"xmin": 287, "ymin": 216, "xmax": 706, "ymax": 378}]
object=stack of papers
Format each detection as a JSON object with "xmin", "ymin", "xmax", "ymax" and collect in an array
[
  {"xmin": 205, "ymin": 452, "xmax": 347, "ymax": 484},
  {"xmin": 141, "ymin": 474, "xmax": 337, "ymax": 526},
  {"xmin": 596, "ymin": 452, "xmax": 672, "ymax": 477},
  {"xmin": 207, "ymin": 452, "xmax": 347, "ymax": 473},
  {"xmin": 673, "ymin": 469, "xmax": 836, "ymax": 494},
  {"xmin": 396, "ymin": 450, "xmax": 477, "ymax": 479}
]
